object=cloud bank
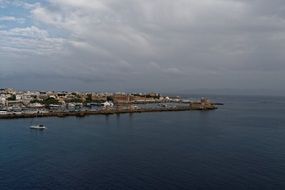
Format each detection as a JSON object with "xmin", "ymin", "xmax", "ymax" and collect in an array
[{"xmin": 1, "ymin": 0, "xmax": 285, "ymax": 94}]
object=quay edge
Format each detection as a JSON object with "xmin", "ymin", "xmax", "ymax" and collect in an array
[{"xmin": 0, "ymin": 106, "xmax": 217, "ymax": 120}]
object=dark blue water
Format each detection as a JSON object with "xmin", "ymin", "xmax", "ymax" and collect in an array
[{"xmin": 1, "ymin": 95, "xmax": 285, "ymax": 190}]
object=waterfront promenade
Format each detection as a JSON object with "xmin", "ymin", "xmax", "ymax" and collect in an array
[{"xmin": 0, "ymin": 105, "xmax": 217, "ymax": 119}]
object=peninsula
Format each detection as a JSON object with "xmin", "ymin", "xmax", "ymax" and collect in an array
[{"xmin": 0, "ymin": 88, "xmax": 219, "ymax": 119}]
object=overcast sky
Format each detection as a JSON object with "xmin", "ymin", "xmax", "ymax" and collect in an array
[{"xmin": 0, "ymin": 0, "xmax": 285, "ymax": 94}]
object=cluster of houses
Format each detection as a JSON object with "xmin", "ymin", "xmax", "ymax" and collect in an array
[
  {"xmin": 0, "ymin": 88, "xmax": 176, "ymax": 113},
  {"xmin": 0, "ymin": 89, "xmax": 219, "ymax": 117}
]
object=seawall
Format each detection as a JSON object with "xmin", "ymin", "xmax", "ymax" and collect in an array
[{"xmin": 0, "ymin": 106, "xmax": 217, "ymax": 119}]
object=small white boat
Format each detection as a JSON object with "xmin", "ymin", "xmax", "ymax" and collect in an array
[
  {"xmin": 29, "ymin": 111, "xmax": 46, "ymax": 130},
  {"xmin": 30, "ymin": 124, "xmax": 46, "ymax": 130}
]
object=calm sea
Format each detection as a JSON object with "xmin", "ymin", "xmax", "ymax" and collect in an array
[{"xmin": 1, "ymin": 95, "xmax": 285, "ymax": 190}]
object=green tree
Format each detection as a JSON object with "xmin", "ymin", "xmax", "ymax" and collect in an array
[
  {"xmin": 43, "ymin": 97, "xmax": 60, "ymax": 105},
  {"xmin": 7, "ymin": 94, "xmax": 16, "ymax": 101},
  {"xmin": 84, "ymin": 94, "xmax": 92, "ymax": 103}
]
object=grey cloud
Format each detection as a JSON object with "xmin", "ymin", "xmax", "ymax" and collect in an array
[{"xmin": 1, "ymin": 0, "xmax": 285, "ymax": 94}]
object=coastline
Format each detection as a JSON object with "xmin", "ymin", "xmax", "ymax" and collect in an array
[{"xmin": 0, "ymin": 106, "xmax": 217, "ymax": 119}]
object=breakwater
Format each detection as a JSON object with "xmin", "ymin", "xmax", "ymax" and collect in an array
[{"xmin": 0, "ymin": 106, "xmax": 217, "ymax": 119}]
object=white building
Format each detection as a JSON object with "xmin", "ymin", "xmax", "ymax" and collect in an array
[
  {"xmin": 0, "ymin": 97, "xmax": 6, "ymax": 106},
  {"xmin": 102, "ymin": 101, "xmax": 114, "ymax": 108}
]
